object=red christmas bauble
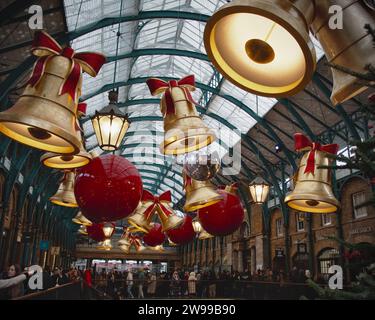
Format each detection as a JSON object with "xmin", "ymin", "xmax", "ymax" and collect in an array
[
  {"xmin": 87, "ymin": 223, "xmax": 105, "ymax": 242},
  {"xmin": 198, "ymin": 190, "xmax": 244, "ymax": 236},
  {"xmin": 167, "ymin": 215, "xmax": 195, "ymax": 245},
  {"xmin": 143, "ymin": 223, "xmax": 166, "ymax": 247},
  {"xmin": 75, "ymin": 155, "xmax": 143, "ymax": 223}
]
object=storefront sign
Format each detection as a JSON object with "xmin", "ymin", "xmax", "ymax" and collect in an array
[
  {"xmin": 315, "ymin": 232, "xmax": 336, "ymax": 241},
  {"xmin": 349, "ymin": 226, "xmax": 374, "ymax": 236}
]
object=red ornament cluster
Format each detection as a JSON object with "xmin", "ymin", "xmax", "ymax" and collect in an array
[
  {"xmin": 198, "ymin": 189, "xmax": 244, "ymax": 236},
  {"xmin": 143, "ymin": 223, "xmax": 166, "ymax": 247},
  {"xmin": 167, "ymin": 215, "xmax": 195, "ymax": 245},
  {"xmin": 74, "ymin": 155, "xmax": 143, "ymax": 223}
]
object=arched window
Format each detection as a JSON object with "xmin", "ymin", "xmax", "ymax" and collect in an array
[{"xmin": 318, "ymin": 248, "xmax": 340, "ymax": 276}]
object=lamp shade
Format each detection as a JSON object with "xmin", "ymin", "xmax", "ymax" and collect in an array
[
  {"xmin": 249, "ymin": 176, "xmax": 270, "ymax": 204},
  {"xmin": 204, "ymin": 0, "xmax": 316, "ymax": 97},
  {"xmin": 102, "ymin": 222, "xmax": 115, "ymax": 238},
  {"xmin": 91, "ymin": 90, "xmax": 130, "ymax": 151}
]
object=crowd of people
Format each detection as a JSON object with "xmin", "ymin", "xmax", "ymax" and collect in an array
[
  {"xmin": 0, "ymin": 263, "xmax": 315, "ymax": 300},
  {"xmin": 87, "ymin": 266, "xmax": 314, "ymax": 299}
]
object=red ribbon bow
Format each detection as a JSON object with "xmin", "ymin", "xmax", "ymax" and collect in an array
[
  {"xmin": 75, "ymin": 102, "xmax": 87, "ymax": 131},
  {"xmin": 28, "ymin": 31, "xmax": 106, "ymax": 102},
  {"xmin": 141, "ymin": 190, "xmax": 173, "ymax": 219},
  {"xmin": 294, "ymin": 133, "xmax": 339, "ymax": 174},
  {"xmin": 146, "ymin": 75, "xmax": 197, "ymax": 115},
  {"xmin": 183, "ymin": 172, "xmax": 192, "ymax": 190}
]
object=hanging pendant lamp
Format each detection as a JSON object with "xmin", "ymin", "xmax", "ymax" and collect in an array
[
  {"xmin": 91, "ymin": 90, "xmax": 130, "ymax": 151},
  {"xmin": 204, "ymin": 0, "xmax": 316, "ymax": 97}
]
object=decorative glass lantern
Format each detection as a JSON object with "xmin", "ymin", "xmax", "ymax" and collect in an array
[
  {"xmin": 102, "ymin": 222, "xmax": 115, "ymax": 238},
  {"xmin": 91, "ymin": 90, "xmax": 130, "ymax": 151},
  {"xmin": 249, "ymin": 176, "xmax": 270, "ymax": 204}
]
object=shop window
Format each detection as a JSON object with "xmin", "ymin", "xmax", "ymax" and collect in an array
[
  {"xmin": 322, "ymin": 214, "xmax": 332, "ymax": 226},
  {"xmin": 352, "ymin": 192, "xmax": 368, "ymax": 219},
  {"xmin": 276, "ymin": 218, "xmax": 283, "ymax": 237},
  {"xmin": 296, "ymin": 212, "xmax": 305, "ymax": 232}
]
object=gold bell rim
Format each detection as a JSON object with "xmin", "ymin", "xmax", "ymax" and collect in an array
[
  {"xmin": 50, "ymin": 198, "xmax": 78, "ymax": 208},
  {"xmin": 41, "ymin": 152, "xmax": 92, "ymax": 169},
  {"xmin": 184, "ymin": 196, "xmax": 223, "ymax": 212},
  {"xmin": 204, "ymin": 0, "xmax": 316, "ymax": 97},
  {"xmin": 0, "ymin": 115, "xmax": 80, "ymax": 154},
  {"xmin": 71, "ymin": 218, "xmax": 92, "ymax": 226},
  {"xmin": 160, "ymin": 217, "xmax": 184, "ymax": 232},
  {"xmin": 161, "ymin": 132, "xmax": 216, "ymax": 156},
  {"xmin": 285, "ymin": 194, "xmax": 340, "ymax": 214}
]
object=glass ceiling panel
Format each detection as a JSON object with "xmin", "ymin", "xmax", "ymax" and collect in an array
[
  {"xmin": 64, "ymin": 0, "xmax": 331, "ymax": 206},
  {"xmin": 64, "ymin": 0, "xmax": 139, "ymax": 30}
]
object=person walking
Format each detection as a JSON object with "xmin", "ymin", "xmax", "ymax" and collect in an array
[
  {"xmin": 170, "ymin": 271, "xmax": 180, "ymax": 297},
  {"xmin": 126, "ymin": 270, "xmax": 134, "ymax": 298},
  {"xmin": 188, "ymin": 272, "xmax": 197, "ymax": 297},
  {"xmin": 147, "ymin": 272, "xmax": 157, "ymax": 298},
  {"xmin": 138, "ymin": 268, "xmax": 145, "ymax": 299}
]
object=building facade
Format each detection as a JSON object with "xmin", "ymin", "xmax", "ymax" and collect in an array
[{"xmin": 180, "ymin": 175, "xmax": 375, "ymax": 282}]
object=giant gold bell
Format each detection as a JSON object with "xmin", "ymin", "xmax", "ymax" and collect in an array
[
  {"xmin": 184, "ymin": 176, "xmax": 223, "ymax": 212},
  {"xmin": 156, "ymin": 202, "xmax": 184, "ymax": 232},
  {"xmin": 127, "ymin": 202, "xmax": 155, "ymax": 233},
  {"xmin": 161, "ymin": 87, "xmax": 216, "ymax": 155},
  {"xmin": 40, "ymin": 122, "xmax": 92, "ymax": 169},
  {"xmin": 285, "ymin": 150, "xmax": 340, "ymax": 213},
  {"xmin": 50, "ymin": 171, "xmax": 78, "ymax": 207},
  {"xmin": 204, "ymin": 0, "xmax": 316, "ymax": 97},
  {"xmin": 0, "ymin": 56, "xmax": 82, "ymax": 154},
  {"xmin": 311, "ymin": 0, "xmax": 375, "ymax": 105}
]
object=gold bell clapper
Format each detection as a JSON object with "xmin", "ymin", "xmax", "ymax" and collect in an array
[
  {"xmin": 127, "ymin": 190, "xmax": 158, "ymax": 233},
  {"xmin": 146, "ymin": 75, "xmax": 216, "ymax": 155},
  {"xmin": 204, "ymin": 0, "xmax": 317, "ymax": 97},
  {"xmin": 0, "ymin": 31, "xmax": 106, "ymax": 153},
  {"xmin": 50, "ymin": 171, "xmax": 78, "ymax": 208},
  {"xmin": 183, "ymin": 171, "xmax": 223, "ymax": 212},
  {"xmin": 72, "ymin": 211, "xmax": 92, "ymax": 226},
  {"xmin": 284, "ymin": 133, "xmax": 340, "ymax": 213},
  {"xmin": 40, "ymin": 103, "xmax": 92, "ymax": 169},
  {"xmin": 311, "ymin": 0, "xmax": 375, "ymax": 105}
]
